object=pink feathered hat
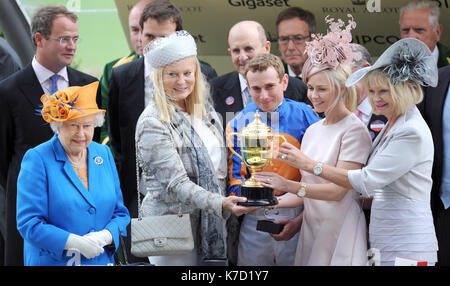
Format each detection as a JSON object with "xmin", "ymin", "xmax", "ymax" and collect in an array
[{"xmin": 302, "ymin": 14, "xmax": 361, "ymax": 83}]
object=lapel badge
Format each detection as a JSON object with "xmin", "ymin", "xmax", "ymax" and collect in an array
[
  {"xmin": 225, "ymin": 96, "xmax": 235, "ymax": 106},
  {"xmin": 370, "ymin": 120, "xmax": 385, "ymax": 132},
  {"xmin": 94, "ymin": 156, "xmax": 103, "ymax": 165}
]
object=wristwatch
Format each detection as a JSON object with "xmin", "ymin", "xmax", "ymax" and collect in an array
[
  {"xmin": 313, "ymin": 162, "xmax": 323, "ymax": 176},
  {"xmin": 296, "ymin": 182, "xmax": 307, "ymax": 198}
]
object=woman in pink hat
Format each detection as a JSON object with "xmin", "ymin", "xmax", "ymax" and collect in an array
[
  {"xmin": 254, "ymin": 15, "xmax": 372, "ymax": 265},
  {"xmin": 258, "ymin": 36, "xmax": 439, "ymax": 265}
]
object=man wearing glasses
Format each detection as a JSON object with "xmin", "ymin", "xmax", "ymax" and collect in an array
[
  {"xmin": 276, "ymin": 7, "xmax": 316, "ymax": 80},
  {"xmin": 0, "ymin": 5, "xmax": 98, "ymax": 266}
]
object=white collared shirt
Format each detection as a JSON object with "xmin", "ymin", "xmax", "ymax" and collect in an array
[
  {"xmin": 143, "ymin": 55, "xmax": 154, "ymax": 107},
  {"xmin": 356, "ymin": 97, "xmax": 372, "ymax": 126},
  {"xmin": 32, "ymin": 56, "xmax": 69, "ymax": 94},
  {"xmin": 287, "ymin": 64, "xmax": 302, "ymax": 79}
]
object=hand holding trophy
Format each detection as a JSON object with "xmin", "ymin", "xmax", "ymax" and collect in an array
[{"xmin": 228, "ymin": 110, "xmax": 286, "ymax": 206}]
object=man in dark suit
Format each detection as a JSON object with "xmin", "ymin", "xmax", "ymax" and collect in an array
[
  {"xmin": 399, "ymin": 1, "xmax": 449, "ymax": 68},
  {"xmin": 98, "ymin": 0, "xmax": 152, "ymax": 145},
  {"xmin": 419, "ymin": 65, "xmax": 450, "ymax": 265},
  {"xmin": 0, "ymin": 5, "xmax": 98, "ymax": 266},
  {"xmin": 276, "ymin": 7, "xmax": 315, "ymax": 80},
  {"xmin": 211, "ymin": 20, "xmax": 310, "ymax": 129},
  {"xmin": 0, "ymin": 36, "xmax": 22, "ymax": 266},
  {"xmin": 107, "ymin": 0, "xmax": 216, "ymax": 263}
]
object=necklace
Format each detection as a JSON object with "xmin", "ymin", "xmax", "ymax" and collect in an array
[{"xmin": 68, "ymin": 149, "xmax": 86, "ymax": 167}]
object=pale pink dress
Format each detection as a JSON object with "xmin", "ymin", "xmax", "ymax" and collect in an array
[{"xmin": 295, "ymin": 113, "xmax": 372, "ymax": 266}]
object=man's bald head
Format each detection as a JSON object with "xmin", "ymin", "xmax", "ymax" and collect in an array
[
  {"xmin": 129, "ymin": 0, "xmax": 153, "ymax": 55},
  {"xmin": 131, "ymin": 0, "xmax": 153, "ymax": 13},
  {"xmin": 227, "ymin": 20, "xmax": 270, "ymax": 75},
  {"xmin": 228, "ymin": 20, "xmax": 267, "ymax": 44}
]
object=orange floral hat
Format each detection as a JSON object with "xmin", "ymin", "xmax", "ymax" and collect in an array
[{"xmin": 40, "ymin": 81, "xmax": 105, "ymax": 123}]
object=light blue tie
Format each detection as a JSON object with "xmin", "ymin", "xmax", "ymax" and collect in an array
[
  {"xmin": 50, "ymin": 74, "xmax": 59, "ymax": 94},
  {"xmin": 244, "ymin": 87, "xmax": 253, "ymax": 106},
  {"xmin": 440, "ymin": 84, "xmax": 450, "ymax": 209}
]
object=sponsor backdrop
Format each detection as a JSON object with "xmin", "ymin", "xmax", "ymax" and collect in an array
[
  {"xmin": 115, "ymin": 0, "xmax": 449, "ymax": 76},
  {"xmin": 15, "ymin": 0, "xmax": 450, "ymax": 77}
]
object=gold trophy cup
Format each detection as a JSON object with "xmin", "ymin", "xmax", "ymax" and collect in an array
[{"xmin": 228, "ymin": 110, "xmax": 286, "ymax": 206}]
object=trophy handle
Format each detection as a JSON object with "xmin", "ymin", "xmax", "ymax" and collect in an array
[
  {"xmin": 227, "ymin": 132, "xmax": 244, "ymax": 161},
  {"xmin": 269, "ymin": 134, "xmax": 288, "ymax": 165},
  {"xmin": 274, "ymin": 134, "xmax": 287, "ymax": 143}
]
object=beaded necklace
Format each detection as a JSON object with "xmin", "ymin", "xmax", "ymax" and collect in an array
[{"xmin": 68, "ymin": 149, "xmax": 88, "ymax": 189}]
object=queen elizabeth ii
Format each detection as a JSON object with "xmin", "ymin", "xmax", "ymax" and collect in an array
[{"xmin": 16, "ymin": 81, "xmax": 130, "ymax": 266}]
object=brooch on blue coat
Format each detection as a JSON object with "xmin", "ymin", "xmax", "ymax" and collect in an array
[{"xmin": 94, "ymin": 156, "xmax": 103, "ymax": 165}]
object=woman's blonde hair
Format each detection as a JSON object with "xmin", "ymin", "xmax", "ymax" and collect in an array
[
  {"xmin": 150, "ymin": 56, "xmax": 207, "ymax": 122},
  {"xmin": 320, "ymin": 65, "xmax": 357, "ymax": 113},
  {"xmin": 365, "ymin": 69, "xmax": 423, "ymax": 117}
]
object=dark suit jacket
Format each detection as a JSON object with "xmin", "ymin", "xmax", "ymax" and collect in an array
[
  {"xmin": 211, "ymin": 71, "xmax": 310, "ymax": 129},
  {"xmin": 107, "ymin": 57, "xmax": 217, "ymax": 210},
  {"xmin": 108, "ymin": 57, "xmax": 145, "ymax": 211},
  {"xmin": 419, "ymin": 65, "xmax": 450, "ymax": 214},
  {"xmin": 0, "ymin": 38, "xmax": 21, "ymax": 81},
  {"xmin": 0, "ymin": 64, "xmax": 98, "ymax": 266},
  {"xmin": 199, "ymin": 60, "xmax": 218, "ymax": 82},
  {"xmin": 437, "ymin": 42, "xmax": 450, "ymax": 68}
]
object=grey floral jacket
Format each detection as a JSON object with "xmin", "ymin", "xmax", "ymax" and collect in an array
[{"xmin": 135, "ymin": 98, "xmax": 229, "ymax": 259}]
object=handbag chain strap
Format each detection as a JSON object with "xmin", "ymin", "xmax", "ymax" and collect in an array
[{"xmin": 135, "ymin": 158, "xmax": 144, "ymax": 220}]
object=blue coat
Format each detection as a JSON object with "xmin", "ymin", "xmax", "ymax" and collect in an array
[{"xmin": 16, "ymin": 134, "xmax": 130, "ymax": 266}]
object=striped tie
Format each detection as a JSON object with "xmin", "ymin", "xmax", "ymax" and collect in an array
[{"xmin": 50, "ymin": 74, "xmax": 59, "ymax": 94}]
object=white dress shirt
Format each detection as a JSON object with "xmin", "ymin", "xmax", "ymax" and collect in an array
[
  {"xmin": 355, "ymin": 97, "xmax": 372, "ymax": 126},
  {"xmin": 432, "ymin": 45, "xmax": 439, "ymax": 65},
  {"xmin": 32, "ymin": 57, "xmax": 69, "ymax": 93},
  {"xmin": 287, "ymin": 64, "xmax": 302, "ymax": 79},
  {"xmin": 181, "ymin": 111, "xmax": 226, "ymax": 179}
]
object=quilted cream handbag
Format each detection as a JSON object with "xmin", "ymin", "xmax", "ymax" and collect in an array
[
  {"xmin": 130, "ymin": 213, "xmax": 194, "ymax": 257},
  {"xmin": 130, "ymin": 164, "xmax": 194, "ymax": 257}
]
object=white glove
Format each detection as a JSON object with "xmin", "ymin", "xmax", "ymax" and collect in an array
[
  {"xmin": 84, "ymin": 229, "xmax": 113, "ymax": 248},
  {"xmin": 65, "ymin": 233, "xmax": 104, "ymax": 259}
]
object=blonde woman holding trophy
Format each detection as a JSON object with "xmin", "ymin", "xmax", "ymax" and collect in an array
[
  {"xmin": 135, "ymin": 31, "xmax": 250, "ymax": 266},
  {"xmin": 254, "ymin": 15, "xmax": 372, "ymax": 266}
]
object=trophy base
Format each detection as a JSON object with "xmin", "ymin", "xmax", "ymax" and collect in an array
[{"xmin": 237, "ymin": 185, "xmax": 279, "ymax": 207}]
